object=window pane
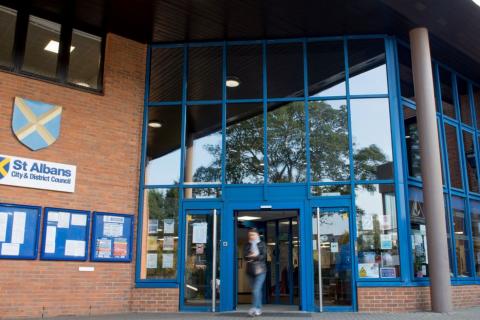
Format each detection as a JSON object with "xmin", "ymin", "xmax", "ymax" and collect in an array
[
  {"xmin": 184, "ymin": 105, "xmax": 222, "ymax": 185},
  {"xmin": 444, "ymin": 124, "xmax": 463, "ymax": 189},
  {"xmin": 470, "ymin": 200, "xmax": 480, "ymax": 277},
  {"xmin": 307, "ymin": 41, "xmax": 346, "ymax": 97},
  {"xmin": 0, "ymin": 6, "xmax": 16, "ymax": 68},
  {"xmin": 351, "ymin": 99, "xmax": 393, "ymax": 180},
  {"xmin": 355, "ymin": 184, "xmax": 400, "ymax": 278},
  {"xmin": 309, "ymin": 100, "xmax": 349, "ymax": 181},
  {"xmin": 141, "ymin": 188, "xmax": 179, "ymax": 279},
  {"xmin": 267, "ymin": 43, "xmax": 304, "ymax": 99},
  {"xmin": 145, "ymin": 106, "xmax": 182, "ymax": 185},
  {"xmin": 474, "ymin": 87, "xmax": 480, "ymax": 128},
  {"xmin": 227, "ymin": 45, "xmax": 262, "ymax": 99},
  {"xmin": 348, "ymin": 39, "xmax": 388, "ymax": 95},
  {"xmin": 457, "ymin": 78, "xmax": 472, "ymax": 125},
  {"xmin": 409, "ymin": 188, "xmax": 453, "ymax": 277},
  {"xmin": 438, "ymin": 68, "xmax": 456, "ymax": 119},
  {"xmin": 403, "ymin": 107, "xmax": 446, "ymax": 185},
  {"xmin": 452, "ymin": 197, "xmax": 470, "ymax": 277},
  {"xmin": 226, "ymin": 103, "xmax": 264, "ymax": 184},
  {"xmin": 463, "ymin": 131, "xmax": 479, "ymax": 193},
  {"xmin": 22, "ymin": 15, "xmax": 61, "ymax": 78},
  {"xmin": 397, "ymin": 44, "xmax": 415, "ymax": 101},
  {"xmin": 267, "ymin": 102, "xmax": 306, "ymax": 182},
  {"xmin": 149, "ymin": 48, "xmax": 183, "ymax": 102},
  {"xmin": 403, "ymin": 106, "xmax": 422, "ymax": 179},
  {"xmin": 67, "ymin": 29, "xmax": 101, "ymax": 89},
  {"xmin": 189, "ymin": 188, "xmax": 222, "ymax": 199},
  {"xmin": 188, "ymin": 46, "xmax": 222, "ymax": 101},
  {"xmin": 311, "ymin": 185, "xmax": 350, "ymax": 196}
]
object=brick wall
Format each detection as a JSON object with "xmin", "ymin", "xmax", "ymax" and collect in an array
[
  {"xmin": 0, "ymin": 33, "xmax": 146, "ymax": 318},
  {"xmin": 358, "ymin": 285, "xmax": 480, "ymax": 312},
  {"xmin": 130, "ymin": 288, "xmax": 179, "ymax": 312}
]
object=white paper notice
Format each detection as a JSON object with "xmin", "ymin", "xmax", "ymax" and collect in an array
[
  {"xmin": 362, "ymin": 215, "xmax": 374, "ymax": 231},
  {"xmin": 147, "ymin": 253, "xmax": 158, "ymax": 269},
  {"xmin": 192, "ymin": 222, "xmax": 208, "ymax": 244},
  {"xmin": 1, "ymin": 243, "xmax": 20, "ymax": 256},
  {"xmin": 44, "ymin": 226, "xmax": 56, "ymax": 253},
  {"xmin": 162, "ymin": 253, "xmax": 174, "ymax": 269},
  {"xmin": 331, "ymin": 242, "xmax": 339, "ymax": 253},
  {"xmin": 71, "ymin": 214, "xmax": 87, "ymax": 226},
  {"xmin": 0, "ymin": 212, "xmax": 8, "ymax": 242},
  {"xmin": 164, "ymin": 219, "xmax": 175, "ymax": 234},
  {"xmin": 103, "ymin": 222, "xmax": 123, "ymax": 237},
  {"xmin": 57, "ymin": 212, "xmax": 70, "ymax": 228},
  {"xmin": 11, "ymin": 211, "xmax": 26, "ymax": 244},
  {"xmin": 312, "ymin": 217, "xmax": 318, "ymax": 235},
  {"xmin": 64, "ymin": 240, "xmax": 85, "ymax": 257},
  {"xmin": 48, "ymin": 211, "xmax": 59, "ymax": 222},
  {"xmin": 104, "ymin": 215, "xmax": 124, "ymax": 223}
]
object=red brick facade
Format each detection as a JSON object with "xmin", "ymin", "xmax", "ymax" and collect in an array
[
  {"xmin": 358, "ymin": 285, "xmax": 480, "ymax": 312},
  {"xmin": 0, "ymin": 33, "xmax": 146, "ymax": 318},
  {"xmin": 130, "ymin": 288, "xmax": 179, "ymax": 312}
]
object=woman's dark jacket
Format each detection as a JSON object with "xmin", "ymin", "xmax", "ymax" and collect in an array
[{"xmin": 243, "ymin": 241, "xmax": 267, "ymax": 276}]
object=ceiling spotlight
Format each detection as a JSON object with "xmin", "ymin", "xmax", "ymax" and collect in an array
[
  {"xmin": 226, "ymin": 76, "xmax": 241, "ymax": 88},
  {"xmin": 148, "ymin": 121, "xmax": 162, "ymax": 128}
]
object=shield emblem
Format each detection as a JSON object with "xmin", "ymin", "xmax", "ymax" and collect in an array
[{"xmin": 12, "ymin": 97, "xmax": 62, "ymax": 151}]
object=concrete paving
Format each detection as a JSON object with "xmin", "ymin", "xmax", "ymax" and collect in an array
[{"xmin": 24, "ymin": 307, "xmax": 480, "ymax": 320}]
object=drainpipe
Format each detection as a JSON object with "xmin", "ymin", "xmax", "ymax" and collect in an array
[{"xmin": 409, "ymin": 27, "xmax": 452, "ymax": 313}]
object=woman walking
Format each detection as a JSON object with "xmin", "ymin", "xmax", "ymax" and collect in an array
[{"xmin": 244, "ymin": 228, "xmax": 267, "ymax": 317}]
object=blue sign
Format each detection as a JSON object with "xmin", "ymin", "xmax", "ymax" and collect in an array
[
  {"xmin": 91, "ymin": 212, "xmax": 134, "ymax": 262},
  {"xmin": 12, "ymin": 97, "xmax": 62, "ymax": 151},
  {"xmin": 0, "ymin": 203, "xmax": 41, "ymax": 260}
]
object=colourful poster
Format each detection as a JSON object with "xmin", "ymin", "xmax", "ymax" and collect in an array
[{"xmin": 113, "ymin": 238, "xmax": 128, "ymax": 257}]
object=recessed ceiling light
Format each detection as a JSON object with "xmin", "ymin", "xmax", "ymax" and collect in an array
[
  {"xmin": 473, "ymin": 0, "xmax": 480, "ymax": 6},
  {"xmin": 226, "ymin": 76, "xmax": 241, "ymax": 88},
  {"xmin": 44, "ymin": 40, "xmax": 75, "ymax": 54},
  {"xmin": 148, "ymin": 121, "xmax": 162, "ymax": 128},
  {"xmin": 238, "ymin": 216, "xmax": 261, "ymax": 221}
]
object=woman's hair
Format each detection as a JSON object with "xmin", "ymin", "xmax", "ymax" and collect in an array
[{"xmin": 248, "ymin": 228, "xmax": 259, "ymax": 234}]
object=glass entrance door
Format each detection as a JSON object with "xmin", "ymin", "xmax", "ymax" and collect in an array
[
  {"xmin": 183, "ymin": 209, "xmax": 221, "ymax": 311},
  {"xmin": 312, "ymin": 207, "xmax": 352, "ymax": 311}
]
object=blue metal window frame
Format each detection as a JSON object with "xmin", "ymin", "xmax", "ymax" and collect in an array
[
  {"xmin": 395, "ymin": 39, "xmax": 480, "ymax": 284},
  {"xmin": 136, "ymin": 35, "xmax": 418, "ymax": 310}
]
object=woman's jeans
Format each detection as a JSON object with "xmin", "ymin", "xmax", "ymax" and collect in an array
[{"xmin": 248, "ymin": 272, "xmax": 266, "ymax": 310}]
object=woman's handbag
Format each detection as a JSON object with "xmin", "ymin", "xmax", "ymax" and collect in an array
[{"xmin": 246, "ymin": 260, "xmax": 266, "ymax": 276}]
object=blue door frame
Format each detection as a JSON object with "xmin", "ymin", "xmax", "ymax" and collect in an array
[{"xmin": 309, "ymin": 197, "xmax": 356, "ymax": 312}]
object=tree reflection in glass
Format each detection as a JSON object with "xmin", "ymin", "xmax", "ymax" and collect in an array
[
  {"xmin": 310, "ymin": 100, "xmax": 349, "ymax": 181},
  {"xmin": 267, "ymin": 102, "xmax": 307, "ymax": 182}
]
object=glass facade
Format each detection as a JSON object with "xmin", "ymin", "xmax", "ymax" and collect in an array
[
  {"xmin": 399, "ymin": 41, "xmax": 480, "ymax": 282},
  {"xmin": 142, "ymin": 37, "xmax": 396, "ymax": 291},
  {"xmin": 139, "ymin": 35, "xmax": 480, "ymax": 310}
]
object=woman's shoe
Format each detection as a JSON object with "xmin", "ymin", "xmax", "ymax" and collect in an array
[
  {"xmin": 248, "ymin": 308, "xmax": 256, "ymax": 317},
  {"xmin": 254, "ymin": 308, "xmax": 262, "ymax": 316}
]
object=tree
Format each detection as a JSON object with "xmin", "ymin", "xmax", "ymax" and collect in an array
[{"xmin": 192, "ymin": 101, "xmax": 390, "ymax": 185}]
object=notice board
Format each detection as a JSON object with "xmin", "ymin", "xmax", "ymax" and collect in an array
[
  {"xmin": 40, "ymin": 207, "xmax": 90, "ymax": 261},
  {"xmin": 91, "ymin": 212, "xmax": 133, "ymax": 262},
  {"xmin": 0, "ymin": 203, "xmax": 41, "ymax": 259}
]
